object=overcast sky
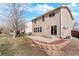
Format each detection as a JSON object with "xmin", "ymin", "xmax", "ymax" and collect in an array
[{"xmin": 0, "ymin": 3, "xmax": 79, "ymax": 26}]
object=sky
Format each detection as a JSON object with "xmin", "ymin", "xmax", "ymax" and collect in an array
[{"xmin": 0, "ymin": 3, "xmax": 79, "ymax": 26}]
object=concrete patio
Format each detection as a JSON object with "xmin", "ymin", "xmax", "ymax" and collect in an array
[
  {"xmin": 27, "ymin": 36, "xmax": 62, "ymax": 43},
  {"xmin": 27, "ymin": 36, "xmax": 70, "ymax": 55},
  {"xmin": 27, "ymin": 36, "xmax": 79, "ymax": 56}
]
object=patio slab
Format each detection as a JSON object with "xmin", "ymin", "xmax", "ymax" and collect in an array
[{"xmin": 27, "ymin": 36, "xmax": 61, "ymax": 43}]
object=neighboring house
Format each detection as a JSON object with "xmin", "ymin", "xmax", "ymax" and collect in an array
[
  {"xmin": 25, "ymin": 21, "xmax": 32, "ymax": 35},
  {"xmin": 32, "ymin": 6, "xmax": 73, "ymax": 39}
]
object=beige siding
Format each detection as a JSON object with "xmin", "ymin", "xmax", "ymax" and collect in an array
[
  {"xmin": 32, "ymin": 7, "xmax": 72, "ymax": 38},
  {"xmin": 32, "ymin": 10, "xmax": 61, "ymax": 38},
  {"xmin": 61, "ymin": 8, "xmax": 73, "ymax": 38}
]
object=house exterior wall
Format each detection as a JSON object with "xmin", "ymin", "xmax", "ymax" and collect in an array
[
  {"xmin": 61, "ymin": 8, "xmax": 73, "ymax": 38},
  {"xmin": 32, "ymin": 6, "xmax": 73, "ymax": 39},
  {"xmin": 32, "ymin": 9, "xmax": 61, "ymax": 38},
  {"xmin": 25, "ymin": 21, "xmax": 32, "ymax": 34}
]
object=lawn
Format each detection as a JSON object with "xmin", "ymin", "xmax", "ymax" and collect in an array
[
  {"xmin": 0, "ymin": 34, "xmax": 47, "ymax": 56},
  {"xmin": 1, "ymin": 34, "xmax": 79, "ymax": 56}
]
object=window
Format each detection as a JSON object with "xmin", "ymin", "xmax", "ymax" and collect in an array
[
  {"xmin": 34, "ymin": 28, "xmax": 35, "ymax": 32},
  {"xmin": 37, "ymin": 28, "xmax": 39, "ymax": 32},
  {"xmin": 36, "ymin": 28, "xmax": 37, "ymax": 32},
  {"xmin": 40, "ymin": 27, "xmax": 42, "ymax": 32},
  {"xmin": 49, "ymin": 14, "xmax": 52, "ymax": 17},
  {"xmin": 42, "ymin": 16, "xmax": 45, "ymax": 21},
  {"xmin": 54, "ymin": 25, "xmax": 57, "ymax": 35},
  {"xmin": 51, "ymin": 25, "xmax": 57, "ymax": 35},
  {"xmin": 51, "ymin": 26, "xmax": 54, "ymax": 35},
  {"xmin": 49, "ymin": 13, "xmax": 55, "ymax": 17},
  {"xmin": 52, "ymin": 13, "xmax": 55, "ymax": 16},
  {"xmin": 34, "ymin": 27, "xmax": 42, "ymax": 32}
]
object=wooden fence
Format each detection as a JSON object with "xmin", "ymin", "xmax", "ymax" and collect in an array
[{"xmin": 71, "ymin": 31, "xmax": 79, "ymax": 38}]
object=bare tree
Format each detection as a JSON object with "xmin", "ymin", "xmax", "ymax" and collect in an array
[
  {"xmin": 6, "ymin": 3, "xmax": 27, "ymax": 38},
  {"xmin": 73, "ymin": 22, "xmax": 79, "ymax": 30}
]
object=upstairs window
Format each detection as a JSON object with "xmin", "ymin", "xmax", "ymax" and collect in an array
[
  {"xmin": 49, "ymin": 13, "xmax": 55, "ymax": 17},
  {"xmin": 42, "ymin": 16, "xmax": 45, "ymax": 21}
]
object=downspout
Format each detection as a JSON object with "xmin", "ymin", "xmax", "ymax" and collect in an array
[{"xmin": 60, "ymin": 8, "xmax": 62, "ymax": 39}]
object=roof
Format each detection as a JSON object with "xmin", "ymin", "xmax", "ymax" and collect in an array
[{"xmin": 32, "ymin": 6, "xmax": 73, "ymax": 21}]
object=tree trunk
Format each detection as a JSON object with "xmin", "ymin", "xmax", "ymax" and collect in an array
[{"xmin": 13, "ymin": 30, "xmax": 16, "ymax": 38}]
